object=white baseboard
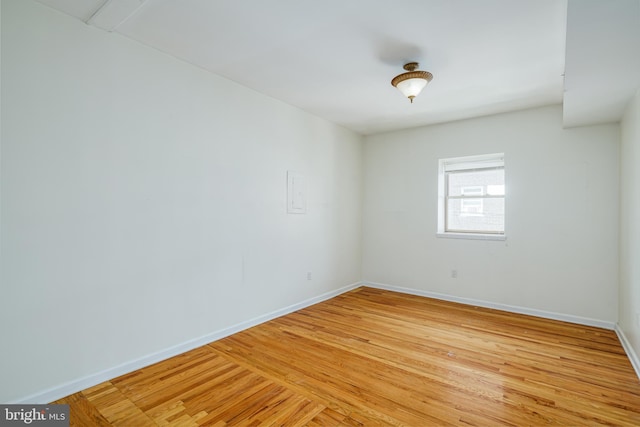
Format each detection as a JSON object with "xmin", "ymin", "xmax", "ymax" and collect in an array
[
  {"xmin": 366, "ymin": 282, "xmax": 638, "ymax": 381},
  {"xmin": 18, "ymin": 281, "xmax": 632, "ymax": 404},
  {"xmin": 363, "ymin": 281, "xmax": 616, "ymax": 330},
  {"xmin": 13, "ymin": 281, "xmax": 363, "ymax": 404},
  {"xmin": 615, "ymin": 324, "xmax": 640, "ymax": 381}
]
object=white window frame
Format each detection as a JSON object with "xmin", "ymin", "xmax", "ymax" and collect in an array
[{"xmin": 437, "ymin": 153, "xmax": 506, "ymax": 241}]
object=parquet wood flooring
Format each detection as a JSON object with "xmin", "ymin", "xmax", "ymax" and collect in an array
[{"xmin": 55, "ymin": 287, "xmax": 640, "ymax": 425}]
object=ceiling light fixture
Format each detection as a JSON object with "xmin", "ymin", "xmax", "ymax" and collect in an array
[{"xmin": 391, "ymin": 62, "xmax": 433, "ymax": 103}]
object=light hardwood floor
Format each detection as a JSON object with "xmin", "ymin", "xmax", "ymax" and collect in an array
[{"xmin": 55, "ymin": 287, "xmax": 640, "ymax": 426}]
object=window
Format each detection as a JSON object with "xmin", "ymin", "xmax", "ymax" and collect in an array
[
  {"xmin": 437, "ymin": 153, "xmax": 505, "ymax": 240},
  {"xmin": 460, "ymin": 186, "xmax": 484, "ymax": 215}
]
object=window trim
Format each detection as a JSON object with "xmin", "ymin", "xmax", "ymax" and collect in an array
[
  {"xmin": 437, "ymin": 153, "xmax": 505, "ymax": 240},
  {"xmin": 436, "ymin": 231, "xmax": 506, "ymax": 241}
]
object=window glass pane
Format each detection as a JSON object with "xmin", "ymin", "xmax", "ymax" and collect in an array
[
  {"xmin": 487, "ymin": 184, "xmax": 505, "ymax": 196},
  {"xmin": 447, "ymin": 198, "xmax": 504, "ymax": 233},
  {"xmin": 447, "ymin": 168, "xmax": 504, "ymax": 197}
]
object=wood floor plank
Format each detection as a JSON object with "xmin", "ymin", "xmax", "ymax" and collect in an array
[
  {"xmin": 53, "ymin": 389, "xmax": 113, "ymax": 427},
  {"xmin": 55, "ymin": 287, "xmax": 640, "ymax": 425},
  {"xmin": 81, "ymin": 382, "xmax": 156, "ymax": 426}
]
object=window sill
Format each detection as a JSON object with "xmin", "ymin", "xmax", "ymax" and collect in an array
[{"xmin": 436, "ymin": 232, "xmax": 506, "ymax": 241}]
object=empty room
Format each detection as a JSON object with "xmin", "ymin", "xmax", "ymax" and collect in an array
[{"xmin": 1, "ymin": 0, "xmax": 640, "ymax": 425}]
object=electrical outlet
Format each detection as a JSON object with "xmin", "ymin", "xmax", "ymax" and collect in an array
[
  {"xmin": 307, "ymin": 272, "xmax": 312, "ymax": 281},
  {"xmin": 451, "ymin": 269, "xmax": 457, "ymax": 279}
]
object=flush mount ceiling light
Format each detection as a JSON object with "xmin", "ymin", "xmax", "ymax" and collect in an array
[{"xmin": 391, "ymin": 62, "xmax": 433, "ymax": 103}]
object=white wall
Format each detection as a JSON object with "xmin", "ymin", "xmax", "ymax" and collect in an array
[
  {"xmin": 0, "ymin": 0, "xmax": 362, "ymax": 403},
  {"xmin": 363, "ymin": 105, "xmax": 619, "ymax": 324},
  {"xmin": 620, "ymin": 89, "xmax": 640, "ymax": 361}
]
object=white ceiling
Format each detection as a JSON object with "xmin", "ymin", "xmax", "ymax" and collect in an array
[{"xmin": 34, "ymin": 0, "xmax": 639, "ymax": 135}]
